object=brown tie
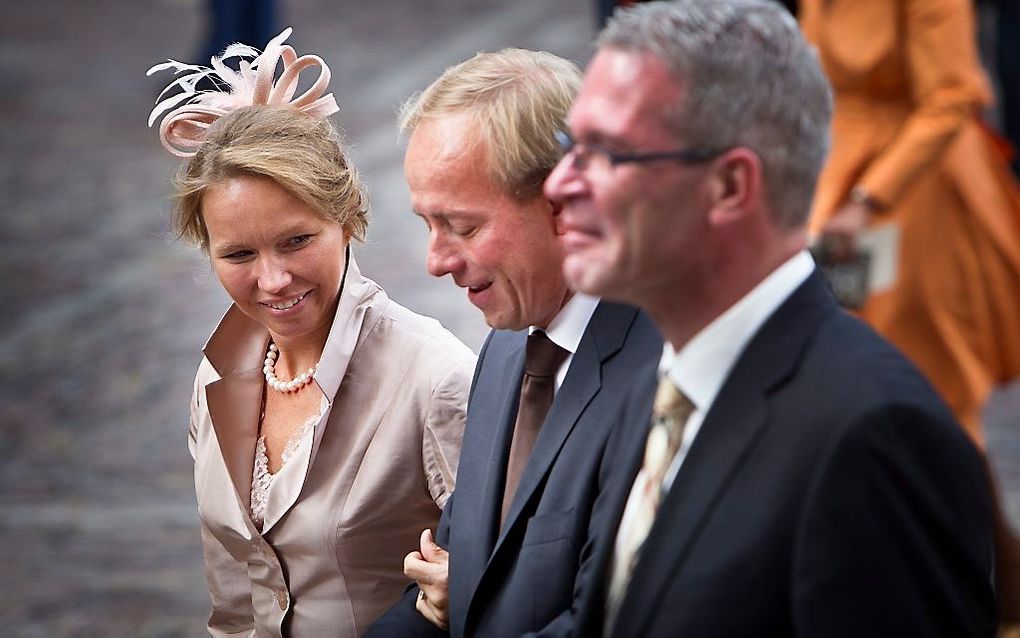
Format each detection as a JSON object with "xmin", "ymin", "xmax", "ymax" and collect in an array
[
  {"xmin": 605, "ymin": 376, "xmax": 694, "ymax": 630},
  {"xmin": 501, "ymin": 331, "xmax": 570, "ymax": 524}
]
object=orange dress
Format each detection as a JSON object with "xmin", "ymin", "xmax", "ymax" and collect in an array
[{"xmin": 800, "ymin": 0, "xmax": 1020, "ymax": 443}]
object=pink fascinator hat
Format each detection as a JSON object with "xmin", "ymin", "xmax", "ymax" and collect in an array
[{"xmin": 147, "ymin": 28, "xmax": 339, "ymax": 157}]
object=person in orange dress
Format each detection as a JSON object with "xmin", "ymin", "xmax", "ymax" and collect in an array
[
  {"xmin": 800, "ymin": 0, "xmax": 1020, "ymax": 626},
  {"xmin": 800, "ymin": 0, "xmax": 1020, "ymax": 444}
]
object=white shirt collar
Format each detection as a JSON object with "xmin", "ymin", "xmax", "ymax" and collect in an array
[
  {"xmin": 529, "ymin": 293, "xmax": 599, "ymax": 355},
  {"xmin": 659, "ymin": 251, "xmax": 815, "ymax": 412}
]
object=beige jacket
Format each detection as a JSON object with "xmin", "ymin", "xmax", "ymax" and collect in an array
[{"xmin": 188, "ymin": 257, "xmax": 475, "ymax": 636}]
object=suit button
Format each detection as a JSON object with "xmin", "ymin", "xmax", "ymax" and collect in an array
[{"xmin": 276, "ymin": 590, "xmax": 288, "ymax": 610}]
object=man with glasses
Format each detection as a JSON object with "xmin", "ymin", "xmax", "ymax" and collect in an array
[
  {"xmin": 366, "ymin": 49, "xmax": 661, "ymax": 637},
  {"xmin": 544, "ymin": 1, "xmax": 997, "ymax": 635}
]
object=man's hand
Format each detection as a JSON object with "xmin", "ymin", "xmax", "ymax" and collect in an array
[{"xmin": 406, "ymin": 528, "xmax": 450, "ymax": 630}]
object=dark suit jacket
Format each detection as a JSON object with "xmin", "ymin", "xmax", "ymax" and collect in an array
[
  {"xmin": 574, "ymin": 272, "xmax": 996, "ymax": 637},
  {"xmin": 366, "ymin": 301, "xmax": 662, "ymax": 637}
]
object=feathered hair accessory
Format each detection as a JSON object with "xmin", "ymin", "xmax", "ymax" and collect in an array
[{"xmin": 146, "ymin": 27, "xmax": 339, "ymax": 157}]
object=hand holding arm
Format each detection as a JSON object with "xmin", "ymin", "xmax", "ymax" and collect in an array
[{"xmin": 407, "ymin": 529, "xmax": 451, "ymax": 630}]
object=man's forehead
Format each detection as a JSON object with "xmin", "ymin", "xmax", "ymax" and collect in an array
[
  {"xmin": 591, "ymin": 48, "xmax": 676, "ymax": 86},
  {"xmin": 408, "ymin": 111, "xmax": 483, "ymax": 157},
  {"xmin": 572, "ymin": 49, "xmax": 681, "ymax": 135}
]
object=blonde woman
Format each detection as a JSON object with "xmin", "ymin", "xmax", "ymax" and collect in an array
[{"xmin": 149, "ymin": 30, "xmax": 475, "ymax": 636}]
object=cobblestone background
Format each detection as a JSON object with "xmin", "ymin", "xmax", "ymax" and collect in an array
[{"xmin": 0, "ymin": 1, "xmax": 1015, "ymax": 636}]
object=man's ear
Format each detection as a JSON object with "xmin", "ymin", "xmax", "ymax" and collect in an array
[
  {"xmin": 708, "ymin": 148, "xmax": 762, "ymax": 227},
  {"xmin": 550, "ymin": 199, "xmax": 567, "ymax": 235}
]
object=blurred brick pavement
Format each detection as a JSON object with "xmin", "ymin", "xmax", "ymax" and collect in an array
[{"xmin": 0, "ymin": 0, "xmax": 1016, "ymax": 636}]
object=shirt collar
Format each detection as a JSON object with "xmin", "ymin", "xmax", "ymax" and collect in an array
[
  {"xmin": 659, "ymin": 251, "xmax": 815, "ymax": 412},
  {"xmin": 529, "ymin": 293, "xmax": 599, "ymax": 355}
]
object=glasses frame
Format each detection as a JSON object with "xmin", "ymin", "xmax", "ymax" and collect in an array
[{"xmin": 554, "ymin": 129, "xmax": 726, "ymax": 169}]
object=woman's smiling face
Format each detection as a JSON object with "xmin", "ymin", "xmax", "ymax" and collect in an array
[{"xmin": 202, "ymin": 174, "xmax": 349, "ymax": 343}]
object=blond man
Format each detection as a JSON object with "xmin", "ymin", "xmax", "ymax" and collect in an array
[{"xmin": 367, "ymin": 48, "xmax": 661, "ymax": 638}]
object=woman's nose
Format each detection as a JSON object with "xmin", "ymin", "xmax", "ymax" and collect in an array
[{"xmin": 257, "ymin": 257, "xmax": 294, "ymax": 294}]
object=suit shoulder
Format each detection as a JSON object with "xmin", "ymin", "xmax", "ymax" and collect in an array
[{"xmin": 796, "ymin": 310, "xmax": 964, "ymax": 444}]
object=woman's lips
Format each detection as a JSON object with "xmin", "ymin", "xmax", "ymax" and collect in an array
[{"xmin": 261, "ymin": 290, "xmax": 311, "ymax": 313}]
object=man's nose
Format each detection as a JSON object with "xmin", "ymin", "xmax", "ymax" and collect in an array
[
  {"xmin": 426, "ymin": 234, "xmax": 466, "ymax": 279},
  {"xmin": 544, "ymin": 154, "xmax": 586, "ymax": 203}
]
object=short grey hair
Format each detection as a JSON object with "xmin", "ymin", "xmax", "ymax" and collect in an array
[{"xmin": 600, "ymin": 0, "xmax": 833, "ymax": 228}]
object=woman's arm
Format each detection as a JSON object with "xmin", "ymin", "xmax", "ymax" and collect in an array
[
  {"xmin": 854, "ymin": 0, "xmax": 989, "ymax": 207},
  {"xmin": 421, "ymin": 356, "xmax": 474, "ymax": 507}
]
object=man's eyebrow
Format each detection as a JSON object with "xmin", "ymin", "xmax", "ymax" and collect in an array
[
  {"xmin": 413, "ymin": 208, "xmax": 484, "ymax": 221},
  {"xmin": 572, "ymin": 125, "xmax": 630, "ymax": 149}
]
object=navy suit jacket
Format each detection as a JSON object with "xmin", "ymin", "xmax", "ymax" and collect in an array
[
  {"xmin": 366, "ymin": 301, "xmax": 661, "ymax": 637},
  {"xmin": 573, "ymin": 272, "xmax": 996, "ymax": 637}
]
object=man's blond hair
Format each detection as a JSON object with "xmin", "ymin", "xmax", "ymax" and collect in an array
[{"xmin": 400, "ymin": 48, "xmax": 581, "ymax": 200}]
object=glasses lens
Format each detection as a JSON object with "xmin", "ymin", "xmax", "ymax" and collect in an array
[{"xmin": 554, "ymin": 130, "xmax": 573, "ymax": 155}]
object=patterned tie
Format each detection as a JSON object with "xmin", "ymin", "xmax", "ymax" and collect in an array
[
  {"xmin": 501, "ymin": 331, "xmax": 570, "ymax": 525},
  {"xmin": 605, "ymin": 375, "xmax": 695, "ymax": 630}
]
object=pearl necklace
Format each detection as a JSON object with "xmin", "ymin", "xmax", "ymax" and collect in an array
[{"xmin": 263, "ymin": 343, "xmax": 318, "ymax": 393}]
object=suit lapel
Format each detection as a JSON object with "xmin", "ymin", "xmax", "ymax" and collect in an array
[
  {"xmin": 467, "ymin": 304, "xmax": 641, "ymax": 627},
  {"xmin": 304, "ymin": 254, "xmax": 377, "ymax": 474},
  {"xmin": 261, "ymin": 256, "xmax": 381, "ymax": 534},
  {"xmin": 613, "ymin": 272, "xmax": 837, "ymax": 636},
  {"xmin": 459, "ymin": 333, "xmax": 527, "ymax": 594},
  {"xmin": 205, "ymin": 370, "xmax": 265, "ymax": 519},
  {"xmin": 493, "ymin": 303, "xmax": 635, "ymax": 549},
  {"xmin": 575, "ymin": 361, "xmax": 659, "ymax": 636},
  {"xmin": 615, "ymin": 377, "xmax": 770, "ymax": 634},
  {"xmin": 201, "ymin": 305, "xmax": 271, "ymax": 523}
]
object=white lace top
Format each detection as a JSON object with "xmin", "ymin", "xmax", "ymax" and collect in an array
[{"xmin": 250, "ymin": 411, "xmax": 322, "ymax": 529}]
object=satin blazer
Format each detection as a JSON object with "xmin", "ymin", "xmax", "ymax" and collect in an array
[{"xmin": 188, "ymin": 257, "xmax": 476, "ymax": 637}]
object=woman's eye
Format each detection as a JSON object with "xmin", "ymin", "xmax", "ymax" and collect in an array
[
  {"xmin": 451, "ymin": 225, "xmax": 477, "ymax": 238},
  {"xmin": 286, "ymin": 234, "xmax": 313, "ymax": 248}
]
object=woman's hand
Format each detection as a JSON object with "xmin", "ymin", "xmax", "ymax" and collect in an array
[
  {"xmin": 820, "ymin": 200, "xmax": 873, "ymax": 261},
  {"xmin": 406, "ymin": 528, "xmax": 450, "ymax": 629}
]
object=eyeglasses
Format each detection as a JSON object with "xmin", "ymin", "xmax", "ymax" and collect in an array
[{"xmin": 554, "ymin": 129, "xmax": 725, "ymax": 169}]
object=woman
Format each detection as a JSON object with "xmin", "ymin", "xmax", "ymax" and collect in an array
[
  {"xmin": 148, "ymin": 30, "xmax": 476, "ymax": 636},
  {"xmin": 800, "ymin": 0, "xmax": 1020, "ymax": 625},
  {"xmin": 800, "ymin": 0, "xmax": 1020, "ymax": 444}
]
